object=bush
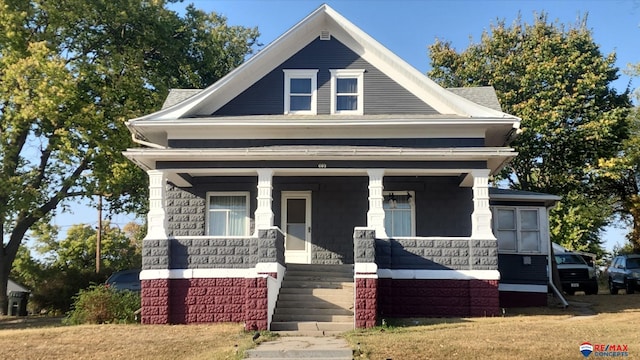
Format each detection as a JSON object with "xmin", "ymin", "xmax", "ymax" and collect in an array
[{"xmin": 65, "ymin": 284, "xmax": 140, "ymax": 325}]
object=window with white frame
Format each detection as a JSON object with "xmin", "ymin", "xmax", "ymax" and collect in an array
[
  {"xmin": 330, "ymin": 69, "xmax": 364, "ymax": 115},
  {"xmin": 383, "ymin": 191, "xmax": 415, "ymax": 237},
  {"xmin": 207, "ymin": 192, "xmax": 250, "ymax": 236},
  {"xmin": 493, "ymin": 207, "xmax": 541, "ymax": 253},
  {"xmin": 283, "ymin": 69, "xmax": 318, "ymax": 114}
]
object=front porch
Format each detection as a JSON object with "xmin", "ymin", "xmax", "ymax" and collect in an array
[{"xmin": 138, "ymin": 165, "xmax": 500, "ymax": 329}]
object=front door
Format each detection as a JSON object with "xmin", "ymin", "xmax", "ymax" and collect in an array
[{"xmin": 282, "ymin": 191, "xmax": 311, "ymax": 264}]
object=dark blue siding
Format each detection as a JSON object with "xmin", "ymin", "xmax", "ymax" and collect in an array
[
  {"xmin": 166, "ymin": 175, "xmax": 474, "ymax": 264},
  {"xmin": 214, "ymin": 38, "xmax": 436, "ymax": 115},
  {"xmin": 386, "ymin": 176, "xmax": 473, "ymax": 237},
  {"xmin": 498, "ymin": 254, "xmax": 548, "ymax": 285}
]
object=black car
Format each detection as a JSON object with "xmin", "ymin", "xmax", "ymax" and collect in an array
[
  {"xmin": 105, "ymin": 269, "xmax": 141, "ymax": 292},
  {"xmin": 555, "ymin": 252, "xmax": 599, "ymax": 295},
  {"xmin": 607, "ymin": 254, "xmax": 640, "ymax": 295}
]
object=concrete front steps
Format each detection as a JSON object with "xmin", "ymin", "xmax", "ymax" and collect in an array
[{"xmin": 270, "ymin": 264, "xmax": 354, "ymax": 335}]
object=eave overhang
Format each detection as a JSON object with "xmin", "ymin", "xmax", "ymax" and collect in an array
[{"xmin": 127, "ymin": 115, "xmax": 521, "ymax": 147}]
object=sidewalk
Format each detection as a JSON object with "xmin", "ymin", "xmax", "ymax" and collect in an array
[{"xmin": 245, "ymin": 336, "xmax": 353, "ymax": 359}]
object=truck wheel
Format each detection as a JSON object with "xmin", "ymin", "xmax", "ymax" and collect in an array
[
  {"xmin": 585, "ymin": 286, "xmax": 598, "ymax": 295},
  {"xmin": 625, "ymin": 280, "xmax": 635, "ymax": 294},
  {"xmin": 609, "ymin": 279, "xmax": 619, "ymax": 295}
]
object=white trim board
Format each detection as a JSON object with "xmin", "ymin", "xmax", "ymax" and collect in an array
[
  {"xmin": 377, "ymin": 269, "xmax": 500, "ymax": 281},
  {"xmin": 140, "ymin": 263, "xmax": 283, "ymax": 280}
]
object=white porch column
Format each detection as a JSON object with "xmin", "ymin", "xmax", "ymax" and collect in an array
[
  {"xmin": 145, "ymin": 170, "xmax": 168, "ymax": 240},
  {"xmin": 367, "ymin": 169, "xmax": 387, "ymax": 238},
  {"xmin": 254, "ymin": 168, "xmax": 274, "ymax": 234},
  {"xmin": 471, "ymin": 169, "xmax": 496, "ymax": 239}
]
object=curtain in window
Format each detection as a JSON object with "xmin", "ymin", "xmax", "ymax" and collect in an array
[
  {"xmin": 383, "ymin": 195, "xmax": 412, "ymax": 237},
  {"xmin": 336, "ymin": 78, "xmax": 358, "ymax": 110},
  {"xmin": 290, "ymin": 78, "xmax": 312, "ymax": 111},
  {"xmin": 209, "ymin": 196, "xmax": 246, "ymax": 236}
]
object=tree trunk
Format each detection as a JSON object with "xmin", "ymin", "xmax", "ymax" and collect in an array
[{"xmin": 0, "ymin": 262, "xmax": 8, "ymax": 315}]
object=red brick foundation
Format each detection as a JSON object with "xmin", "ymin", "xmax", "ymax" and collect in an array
[
  {"xmin": 378, "ymin": 279, "xmax": 499, "ymax": 318},
  {"xmin": 141, "ymin": 277, "xmax": 269, "ymax": 330},
  {"xmin": 355, "ymin": 278, "xmax": 377, "ymax": 328}
]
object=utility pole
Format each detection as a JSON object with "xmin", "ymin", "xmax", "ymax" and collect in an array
[{"xmin": 96, "ymin": 194, "xmax": 102, "ymax": 273}]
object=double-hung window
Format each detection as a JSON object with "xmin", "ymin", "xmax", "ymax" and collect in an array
[
  {"xmin": 283, "ymin": 69, "xmax": 318, "ymax": 114},
  {"xmin": 493, "ymin": 207, "xmax": 541, "ymax": 253},
  {"xmin": 207, "ymin": 192, "xmax": 250, "ymax": 236},
  {"xmin": 330, "ymin": 69, "xmax": 364, "ymax": 115},
  {"xmin": 383, "ymin": 191, "xmax": 415, "ymax": 237}
]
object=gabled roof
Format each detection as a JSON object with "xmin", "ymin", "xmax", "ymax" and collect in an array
[
  {"xmin": 161, "ymin": 89, "xmax": 202, "ymax": 110},
  {"xmin": 448, "ymin": 87, "xmax": 502, "ymax": 112},
  {"xmin": 162, "ymin": 86, "xmax": 504, "ymax": 112},
  {"xmin": 129, "ymin": 4, "xmax": 519, "ymax": 124}
]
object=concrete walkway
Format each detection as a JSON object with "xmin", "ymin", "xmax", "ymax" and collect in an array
[{"xmin": 245, "ymin": 336, "xmax": 353, "ymax": 359}]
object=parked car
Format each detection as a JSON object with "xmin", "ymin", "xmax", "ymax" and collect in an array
[
  {"xmin": 105, "ymin": 269, "xmax": 141, "ymax": 292},
  {"xmin": 555, "ymin": 252, "xmax": 599, "ymax": 295},
  {"xmin": 607, "ymin": 254, "xmax": 640, "ymax": 295}
]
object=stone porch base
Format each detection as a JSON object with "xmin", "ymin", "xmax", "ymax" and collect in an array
[
  {"xmin": 378, "ymin": 278, "xmax": 500, "ymax": 318},
  {"xmin": 141, "ymin": 277, "xmax": 269, "ymax": 330}
]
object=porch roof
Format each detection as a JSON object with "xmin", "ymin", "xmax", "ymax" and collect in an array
[{"xmin": 124, "ymin": 145, "xmax": 516, "ymax": 187}]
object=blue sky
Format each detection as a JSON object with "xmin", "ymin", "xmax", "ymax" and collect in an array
[{"xmin": 55, "ymin": 0, "xmax": 640, "ymax": 251}]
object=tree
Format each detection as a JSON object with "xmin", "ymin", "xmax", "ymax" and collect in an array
[
  {"xmin": 596, "ymin": 97, "xmax": 640, "ymax": 252},
  {"xmin": 428, "ymin": 13, "xmax": 632, "ymax": 254},
  {"xmin": 12, "ymin": 221, "xmax": 145, "ymax": 313},
  {"xmin": 0, "ymin": 0, "xmax": 259, "ymax": 314},
  {"xmin": 36, "ymin": 221, "xmax": 142, "ymax": 272}
]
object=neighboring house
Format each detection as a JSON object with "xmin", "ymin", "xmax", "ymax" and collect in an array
[
  {"xmin": 7, "ymin": 279, "xmax": 29, "ymax": 295},
  {"xmin": 124, "ymin": 5, "xmax": 558, "ymax": 330}
]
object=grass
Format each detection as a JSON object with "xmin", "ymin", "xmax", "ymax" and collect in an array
[
  {"xmin": 345, "ymin": 290, "xmax": 640, "ymax": 359},
  {"xmin": 0, "ymin": 290, "xmax": 638, "ymax": 360},
  {"xmin": 0, "ymin": 320, "xmax": 276, "ymax": 360}
]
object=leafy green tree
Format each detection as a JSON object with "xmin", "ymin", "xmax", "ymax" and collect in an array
[
  {"xmin": 428, "ymin": 13, "xmax": 632, "ymax": 254},
  {"xmin": 37, "ymin": 221, "xmax": 142, "ymax": 272},
  {"xmin": 0, "ymin": 0, "xmax": 259, "ymax": 314},
  {"xmin": 12, "ymin": 221, "xmax": 144, "ymax": 313}
]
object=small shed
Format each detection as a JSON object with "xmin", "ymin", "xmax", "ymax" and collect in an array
[{"xmin": 7, "ymin": 279, "xmax": 30, "ymax": 316}]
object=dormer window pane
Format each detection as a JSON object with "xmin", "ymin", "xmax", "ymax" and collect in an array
[
  {"xmin": 291, "ymin": 78, "xmax": 311, "ymax": 94},
  {"xmin": 290, "ymin": 96, "xmax": 312, "ymax": 111},
  {"xmin": 330, "ymin": 69, "xmax": 364, "ymax": 115},
  {"xmin": 337, "ymin": 78, "xmax": 357, "ymax": 93},
  {"xmin": 283, "ymin": 69, "xmax": 318, "ymax": 115}
]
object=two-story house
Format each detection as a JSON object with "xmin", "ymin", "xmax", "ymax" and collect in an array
[{"xmin": 124, "ymin": 4, "xmax": 557, "ymax": 332}]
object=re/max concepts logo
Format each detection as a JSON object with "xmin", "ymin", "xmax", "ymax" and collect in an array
[{"xmin": 580, "ymin": 342, "xmax": 629, "ymax": 358}]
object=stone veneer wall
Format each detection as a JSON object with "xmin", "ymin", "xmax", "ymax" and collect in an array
[
  {"xmin": 353, "ymin": 228, "xmax": 500, "ymax": 327},
  {"xmin": 142, "ymin": 277, "xmax": 269, "ymax": 329},
  {"xmin": 354, "ymin": 228, "xmax": 378, "ymax": 327},
  {"xmin": 375, "ymin": 238, "xmax": 498, "ymax": 270},
  {"xmin": 141, "ymin": 229, "xmax": 284, "ymax": 330},
  {"xmin": 378, "ymin": 279, "xmax": 499, "ymax": 318}
]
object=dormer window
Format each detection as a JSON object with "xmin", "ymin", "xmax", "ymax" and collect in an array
[
  {"xmin": 330, "ymin": 69, "xmax": 364, "ymax": 115},
  {"xmin": 284, "ymin": 69, "xmax": 318, "ymax": 114}
]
